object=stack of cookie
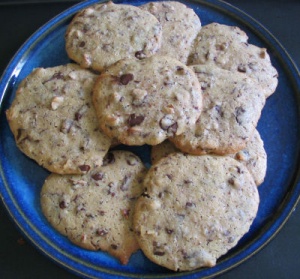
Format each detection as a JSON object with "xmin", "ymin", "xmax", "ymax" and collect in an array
[{"xmin": 6, "ymin": 1, "xmax": 278, "ymax": 272}]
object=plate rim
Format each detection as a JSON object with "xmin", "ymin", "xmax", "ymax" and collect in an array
[{"xmin": 0, "ymin": 0, "xmax": 300, "ymax": 278}]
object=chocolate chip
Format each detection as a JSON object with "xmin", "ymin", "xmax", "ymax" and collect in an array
[
  {"xmin": 159, "ymin": 115, "xmax": 178, "ymax": 135},
  {"xmin": 91, "ymin": 172, "xmax": 104, "ymax": 181},
  {"xmin": 43, "ymin": 72, "xmax": 65, "ymax": 84},
  {"xmin": 119, "ymin": 73, "xmax": 134, "ymax": 85},
  {"xmin": 59, "ymin": 200, "xmax": 67, "ymax": 209},
  {"xmin": 78, "ymin": 165, "xmax": 90, "ymax": 172},
  {"xmin": 79, "ymin": 41, "xmax": 85, "ymax": 48},
  {"xmin": 153, "ymin": 251, "xmax": 165, "ymax": 256},
  {"xmin": 128, "ymin": 114, "xmax": 145, "ymax": 126},
  {"xmin": 165, "ymin": 228, "xmax": 174, "ymax": 234},
  {"xmin": 185, "ymin": 202, "xmax": 195, "ymax": 208},
  {"xmin": 96, "ymin": 229, "xmax": 108, "ymax": 236},
  {"xmin": 135, "ymin": 50, "xmax": 146, "ymax": 59},
  {"xmin": 102, "ymin": 152, "xmax": 115, "ymax": 166},
  {"xmin": 111, "ymin": 244, "xmax": 118, "ymax": 250},
  {"xmin": 237, "ymin": 64, "xmax": 247, "ymax": 73}
]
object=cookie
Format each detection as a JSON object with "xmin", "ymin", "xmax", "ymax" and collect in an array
[
  {"xmin": 188, "ymin": 23, "xmax": 278, "ymax": 97},
  {"xmin": 6, "ymin": 63, "xmax": 111, "ymax": 174},
  {"xmin": 40, "ymin": 150, "xmax": 147, "ymax": 264},
  {"xmin": 231, "ymin": 129, "xmax": 267, "ymax": 186},
  {"xmin": 152, "ymin": 129, "xmax": 267, "ymax": 186},
  {"xmin": 140, "ymin": 1, "xmax": 201, "ymax": 64},
  {"xmin": 93, "ymin": 55, "xmax": 202, "ymax": 146},
  {"xmin": 170, "ymin": 64, "xmax": 266, "ymax": 155},
  {"xmin": 65, "ymin": 1, "xmax": 162, "ymax": 71},
  {"xmin": 134, "ymin": 153, "xmax": 259, "ymax": 271},
  {"xmin": 151, "ymin": 139, "xmax": 178, "ymax": 164}
]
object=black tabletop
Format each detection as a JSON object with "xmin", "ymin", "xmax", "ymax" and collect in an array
[{"xmin": 0, "ymin": 1, "xmax": 299, "ymax": 278}]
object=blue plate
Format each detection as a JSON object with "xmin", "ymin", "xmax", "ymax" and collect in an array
[{"xmin": 0, "ymin": 0, "xmax": 299, "ymax": 278}]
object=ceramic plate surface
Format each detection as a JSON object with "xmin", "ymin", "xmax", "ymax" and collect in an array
[{"xmin": 0, "ymin": 0, "xmax": 299, "ymax": 278}]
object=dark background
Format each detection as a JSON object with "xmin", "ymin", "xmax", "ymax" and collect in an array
[{"xmin": 0, "ymin": 0, "xmax": 299, "ymax": 278}]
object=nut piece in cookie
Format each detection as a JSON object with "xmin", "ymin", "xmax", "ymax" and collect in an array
[
  {"xmin": 41, "ymin": 150, "xmax": 147, "ymax": 264},
  {"xmin": 140, "ymin": 1, "xmax": 201, "ymax": 64},
  {"xmin": 93, "ymin": 55, "xmax": 202, "ymax": 146},
  {"xmin": 6, "ymin": 63, "xmax": 112, "ymax": 174},
  {"xmin": 65, "ymin": 1, "xmax": 162, "ymax": 71},
  {"xmin": 134, "ymin": 153, "xmax": 259, "ymax": 271}
]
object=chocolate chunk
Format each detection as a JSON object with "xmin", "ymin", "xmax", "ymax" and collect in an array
[
  {"xmin": 91, "ymin": 172, "xmax": 104, "ymax": 181},
  {"xmin": 78, "ymin": 165, "xmax": 90, "ymax": 172},
  {"xmin": 43, "ymin": 72, "xmax": 65, "ymax": 84},
  {"xmin": 237, "ymin": 64, "xmax": 247, "ymax": 73},
  {"xmin": 59, "ymin": 200, "xmax": 67, "ymax": 209},
  {"xmin": 119, "ymin": 73, "xmax": 134, "ymax": 85},
  {"xmin": 165, "ymin": 228, "xmax": 174, "ymax": 234},
  {"xmin": 128, "ymin": 114, "xmax": 145, "ymax": 126},
  {"xmin": 159, "ymin": 115, "xmax": 178, "ymax": 135},
  {"xmin": 111, "ymin": 244, "xmax": 118, "ymax": 250},
  {"xmin": 135, "ymin": 50, "xmax": 146, "ymax": 59},
  {"xmin": 96, "ymin": 229, "xmax": 108, "ymax": 236},
  {"xmin": 153, "ymin": 251, "xmax": 165, "ymax": 256}
]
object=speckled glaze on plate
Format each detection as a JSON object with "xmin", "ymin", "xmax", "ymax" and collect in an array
[{"xmin": 0, "ymin": 0, "xmax": 299, "ymax": 278}]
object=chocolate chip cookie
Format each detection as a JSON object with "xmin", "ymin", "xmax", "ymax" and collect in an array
[
  {"xmin": 93, "ymin": 55, "xmax": 202, "ymax": 146},
  {"xmin": 170, "ymin": 64, "xmax": 266, "ymax": 155},
  {"xmin": 140, "ymin": 1, "xmax": 201, "ymax": 64},
  {"xmin": 134, "ymin": 153, "xmax": 259, "ymax": 271},
  {"xmin": 41, "ymin": 150, "xmax": 147, "ymax": 264},
  {"xmin": 188, "ymin": 23, "xmax": 278, "ymax": 98},
  {"xmin": 6, "ymin": 63, "xmax": 112, "ymax": 174},
  {"xmin": 65, "ymin": 1, "xmax": 162, "ymax": 71}
]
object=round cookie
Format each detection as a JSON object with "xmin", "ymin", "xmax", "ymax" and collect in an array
[
  {"xmin": 6, "ymin": 63, "xmax": 112, "ymax": 174},
  {"xmin": 65, "ymin": 1, "xmax": 162, "ymax": 71},
  {"xmin": 170, "ymin": 64, "xmax": 266, "ymax": 155},
  {"xmin": 134, "ymin": 153, "xmax": 259, "ymax": 271},
  {"xmin": 40, "ymin": 150, "xmax": 147, "ymax": 264},
  {"xmin": 152, "ymin": 129, "xmax": 267, "ymax": 186},
  {"xmin": 140, "ymin": 1, "xmax": 201, "ymax": 64},
  {"xmin": 93, "ymin": 55, "xmax": 203, "ymax": 146},
  {"xmin": 188, "ymin": 23, "xmax": 278, "ymax": 98}
]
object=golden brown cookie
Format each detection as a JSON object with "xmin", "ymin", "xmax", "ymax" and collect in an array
[
  {"xmin": 40, "ymin": 150, "xmax": 147, "ymax": 264},
  {"xmin": 134, "ymin": 153, "xmax": 259, "ymax": 271},
  {"xmin": 140, "ymin": 1, "xmax": 201, "ymax": 64},
  {"xmin": 65, "ymin": 1, "xmax": 162, "ymax": 71},
  {"xmin": 93, "ymin": 55, "xmax": 202, "ymax": 146},
  {"xmin": 6, "ymin": 63, "xmax": 111, "ymax": 174}
]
